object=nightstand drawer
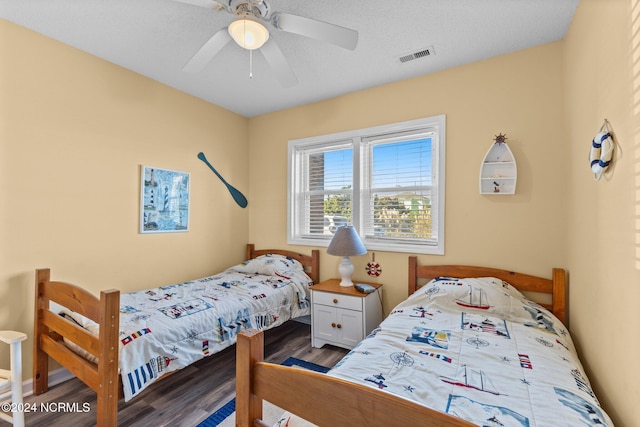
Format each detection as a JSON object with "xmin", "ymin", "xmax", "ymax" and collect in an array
[{"xmin": 313, "ymin": 291, "xmax": 362, "ymax": 311}]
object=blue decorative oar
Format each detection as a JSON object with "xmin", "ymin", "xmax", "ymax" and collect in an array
[{"xmin": 197, "ymin": 152, "xmax": 248, "ymax": 208}]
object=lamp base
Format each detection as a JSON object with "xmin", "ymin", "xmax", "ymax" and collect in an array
[{"xmin": 338, "ymin": 256, "xmax": 355, "ymax": 287}]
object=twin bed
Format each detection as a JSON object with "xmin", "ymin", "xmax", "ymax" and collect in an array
[
  {"xmin": 33, "ymin": 244, "xmax": 319, "ymax": 426},
  {"xmin": 33, "ymin": 247, "xmax": 613, "ymax": 427},
  {"xmin": 236, "ymin": 258, "xmax": 614, "ymax": 427}
]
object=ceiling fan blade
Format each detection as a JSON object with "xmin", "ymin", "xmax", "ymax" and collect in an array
[
  {"xmin": 183, "ymin": 29, "xmax": 231, "ymax": 73},
  {"xmin": 273, "ymin": 13, "xmax": 358, "ymax": 51},
  {"xmin": 171, "ymin": 0, "xmax": 225, "ymax": 10},
  {"xmin": 260, "ymin": 40, "xmax": 298, "ymax": 88}
]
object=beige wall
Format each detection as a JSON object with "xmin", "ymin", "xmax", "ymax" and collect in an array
[
  {"xmin": 249, "ymin": 42, "xmax": 568, "ymax": 320},
  {"xmin": 564, "ymin": 0, "xmax": 639, "ymax": 424},
  {"xmin": 2, "ymin": 1, "xmax": 636, "ymax": 423},
  {"xmin": 0, "ymin": 19, "xmax": 250, "ymax": 375}
]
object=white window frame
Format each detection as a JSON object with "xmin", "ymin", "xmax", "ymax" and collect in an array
[{"xmin": 288, "ymin": 115, "xmax": 445, "ymax": 255}]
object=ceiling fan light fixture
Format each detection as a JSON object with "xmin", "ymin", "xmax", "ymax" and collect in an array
[{"xmin": 228, "ymin": 18, "xmax": 269, "ymax": 50}]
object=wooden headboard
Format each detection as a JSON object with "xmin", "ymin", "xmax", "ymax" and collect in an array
[
  {"xmin": 408, "ymin": 257, "xmax": 568, "ymax": 326},
  {"xmin": 246, "ymin": 244, "xmax": 320, "ymax": 284}
]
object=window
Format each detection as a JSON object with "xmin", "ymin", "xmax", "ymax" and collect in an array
[{"xmin": 288, "ymin": 115, "xmax": 445, "ymax": 254}]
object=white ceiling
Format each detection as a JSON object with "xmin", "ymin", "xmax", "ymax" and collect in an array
[{"xmin": 0, "ymin": 0, "xmax": 579, "ymax": 118}]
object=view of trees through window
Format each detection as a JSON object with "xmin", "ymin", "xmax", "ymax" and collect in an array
[{"xmin": 323, "ymin": 190, "xmax": 433, "ymax": 239}]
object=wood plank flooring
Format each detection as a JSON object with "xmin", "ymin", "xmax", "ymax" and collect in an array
[{"xmin": 17, "ymin": 321, "xmax": 348, "ymax": 427}]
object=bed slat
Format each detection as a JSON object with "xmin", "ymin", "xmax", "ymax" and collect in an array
[
  {"xmin": 39, "ymin": 334, "xmax": 100, "ymax": 392},
  {"xmin": 39, "ymin": 279, "xmax": 104, "ymax": 324},
  {"xmin": 40, "ymin": 309, "xmax": 100, "ymax": 357}
]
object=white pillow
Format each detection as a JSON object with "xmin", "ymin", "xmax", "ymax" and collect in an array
[
  {"xmin": 232, "ymin": 254, "xmax": 304, "ymax": 276},
  {"xmin": 59, "ymin": 309, "xmax": 99, "ymax": 364},
  {"xmin": 417, "ymin": 276, "xmax": 561, "ymax": 328}
]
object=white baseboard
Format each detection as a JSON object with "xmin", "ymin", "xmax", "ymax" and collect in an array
[{"xmin": 0, "ymin": 368, "xmax": 74, "ymax": 401}]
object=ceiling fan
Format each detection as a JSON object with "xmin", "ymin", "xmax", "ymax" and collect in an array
[{"xmin": 173, "ymin": 0, "xmax": 359, "ymax": 87}]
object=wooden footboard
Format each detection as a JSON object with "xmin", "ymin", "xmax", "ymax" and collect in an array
[
  {"xmin": 236, "ymin": 329, "xmax": 475, "ymax": 427},
  {"xmin": 33, "ymin": 268, "xmax": 120, "ymax": 426}
]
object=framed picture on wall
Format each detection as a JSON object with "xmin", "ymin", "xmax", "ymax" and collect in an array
[{"xmin": 140, "ymin": 165, "xmax": 190, "ymax": 233}]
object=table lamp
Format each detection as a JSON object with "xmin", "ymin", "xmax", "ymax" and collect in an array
[{"xmin": 326, "ymin": 225, "xmax": 367, "ymax": 287}]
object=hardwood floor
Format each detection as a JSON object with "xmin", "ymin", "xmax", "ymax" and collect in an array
[{"xmin": 18, "ymin": 321, "xmax": 349, "ymax": 427}]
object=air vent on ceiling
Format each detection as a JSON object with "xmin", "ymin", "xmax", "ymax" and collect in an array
[{"xmin": 399, "ymin": 46, "xmax": 435, "ymax": 63}]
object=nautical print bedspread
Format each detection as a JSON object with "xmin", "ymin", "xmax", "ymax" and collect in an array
[
  {"xmin": 62, "ymin": 255, "xmax": 313, "ymax": 401},
  {"xmin": 327, "ymin": 277, "xmax": 613, "ymax": 426}
]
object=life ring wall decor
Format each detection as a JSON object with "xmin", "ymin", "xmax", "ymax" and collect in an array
[{"xmin": 589, "ymin": 120, "xmax": 614, "ymax": 181}]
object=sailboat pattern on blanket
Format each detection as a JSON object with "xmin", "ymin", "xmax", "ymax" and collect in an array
[
  {"xmin": 116, "ymin": 256, "xmax": 312, "ymax": 401},
  {"xmin": 328, "ymin": 277, "xmax": 613, "ymax": 426}
]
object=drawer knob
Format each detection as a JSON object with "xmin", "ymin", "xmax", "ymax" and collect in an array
[
  {"xmin": 333, "ymin": 298, "xmax": 338, "ymax": 304},
  {"xmin": 331, "ymin": 323, "xmax": 336, "ymax": 328},
  {"xmin": 337, "ymin": 324, "xmax": 342, "ymax": 329}
]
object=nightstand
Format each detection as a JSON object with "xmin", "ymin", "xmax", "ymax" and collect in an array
[{"xmin": 311, "ymin": 279, "xmax": 383, "ymax": 350}]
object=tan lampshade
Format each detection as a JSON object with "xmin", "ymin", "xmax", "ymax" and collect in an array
[
  {"xmin": 228, "ymin": 19, "xmax": 269, "ymax": 50},
  {"xmin": 327, "ymin": 226, "xmax": 367, "ymax": 257}
]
